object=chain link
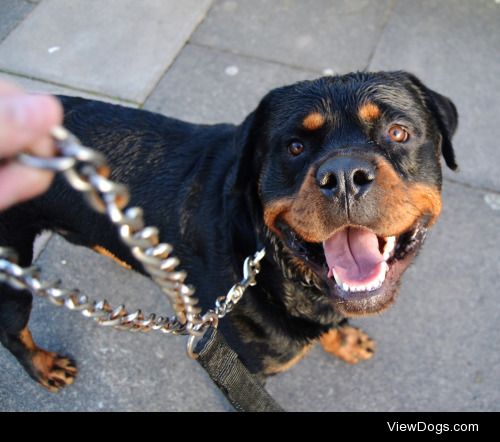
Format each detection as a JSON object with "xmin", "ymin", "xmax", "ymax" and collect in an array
[{"xmin": 0, "ymin": 126, "xmax": 265, "ymax": 357}]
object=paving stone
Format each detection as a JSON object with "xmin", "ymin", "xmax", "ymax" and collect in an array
[
  {"xmin": 0, "ymin": 0, "xmax": 34, "ymax": 43},
  {"xmin": 267, "ymin": 181, "xmax": 500, "ymax": 411},
  {"xmin": 192, "ymin": 0, "xmax": 393, "ymax": 73},
  {"xmin": 0, "ymin": 0, "xmax": 213, "ymax": 103},
  {"xmin": 145, "ymin": 44, "xmax": 316, "ymax": 124},
  {"xmin": 369, "ymin": 0, "xmax": 500, "ymax": 192}
]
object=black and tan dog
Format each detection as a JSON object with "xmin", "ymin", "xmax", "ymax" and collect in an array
[{"xmin": 0, "ymin": 71, "xmax": 457, "ymax": 391}]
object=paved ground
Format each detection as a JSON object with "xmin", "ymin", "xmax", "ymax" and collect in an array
[{"xmin": 0, "ymin": 0, "xmax": 499, "ymax": 412}]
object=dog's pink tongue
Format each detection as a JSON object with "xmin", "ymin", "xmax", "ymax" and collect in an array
[{"xmin": 324, "ymin": 227, "xmax": 383, "ymax": 283}]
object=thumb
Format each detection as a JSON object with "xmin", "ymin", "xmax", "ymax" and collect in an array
[{"xmin": 0, "ymin": 94, "xmax": 63, "ymax": 157}]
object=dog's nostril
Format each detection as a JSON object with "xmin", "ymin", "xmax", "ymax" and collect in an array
[
  {"xmin": 319, "ymin": 173, "xmax": 338, "ymax": 190},
  {"xmin": 352, "ymin": 169, "xmax": 373, "ymax": 187}
]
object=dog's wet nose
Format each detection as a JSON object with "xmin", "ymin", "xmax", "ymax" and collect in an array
[{"xmin": 316, "ymin": 156, "xmax": 375, "ymax": 200}]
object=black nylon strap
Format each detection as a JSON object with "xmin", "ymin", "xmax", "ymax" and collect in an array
[{"xmin": 195, "ymin": 327, "xmax": 285, "ymax": 412}]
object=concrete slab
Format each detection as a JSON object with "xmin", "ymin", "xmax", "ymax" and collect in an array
[
  {"xmin": 267, "ymin": 181, "xmax": 500, "ymax": 411},
  {"xmin": 0, "ymin": 0, "xmax": 213, "ymax": 103},
  {"xmin": 145, "ymin": 44, "xmax": 316, "ymax": 124},
  {"xmin": 369, "ymin": 0, "xmax": 500, "ymax": 192},
  {"xmin": 0, "ymin": 73, "xmax": 137, "ymax": 107},
  {"xmin": 192, "ymin": 0, "xmax": 393, "ymax": 73},
  {"xmin": 0, "ymin": 0, "xmax": 34, "ymax": 43}
]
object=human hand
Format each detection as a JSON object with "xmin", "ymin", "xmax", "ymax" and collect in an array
[{"xmin": 0, "ymin": 79, "xmax": 62, "ymax": 210}]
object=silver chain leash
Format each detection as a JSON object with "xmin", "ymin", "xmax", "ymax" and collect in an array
[{"xmin": 0, "ymin": 126, "xmax": 265, "ymax": 357}]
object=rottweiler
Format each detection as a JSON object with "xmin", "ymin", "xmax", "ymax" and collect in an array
[{"xmin": 0, "ymin": 71, "xmax": 457, "ymax": 391}]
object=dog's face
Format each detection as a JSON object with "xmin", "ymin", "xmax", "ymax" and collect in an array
[{"xmin": 239, "ymin": 71, "xmax": 457, "ymax": 318}]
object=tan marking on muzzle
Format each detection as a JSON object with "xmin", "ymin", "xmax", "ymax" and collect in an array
[
  {"xmin": 263, "ymin": 169, "xmax": 334, "ymax": 242},
  {"xmin": 372, "ymin": 158, "xmax": 442, "ymax": 236},
  {"xmin": 263, "ymin": 156, "xmax": 441, "ymax": 242}
]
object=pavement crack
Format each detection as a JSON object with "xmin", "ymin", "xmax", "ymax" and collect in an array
[
  {"xmin": 444, "ymin": 176, "xmax": 500, "ymax": 196},
  {"xmin": 365, "ymin": 0, "xmax": 399, "ymax": 70}
]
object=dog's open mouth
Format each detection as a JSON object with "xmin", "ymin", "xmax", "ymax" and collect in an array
[{"xmin": 277, "ymin": 220, "xmax": 428, "ymax": 316}]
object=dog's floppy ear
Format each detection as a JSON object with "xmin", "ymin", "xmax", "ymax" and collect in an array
[
  {"xmin": 229, "ymin": 91, "xmax": 279, "ymax": 252},
  {"xmin": 233, "ymin": 89, "xmax": 278, "ymax": 192},
  {"xmin": 426, "ymin": 88, "xmax": 459, "ymax": 171},
  {"xmin": 233, "ymin": 109, "xmax": 260, "ymax": 192},
  {"xmin": 407, "ymin": 74, "xmax": 459, "ymax": 170},
  {"xmin": 409, "ymin": 75, "xmax": 459, "ymax": 171}
]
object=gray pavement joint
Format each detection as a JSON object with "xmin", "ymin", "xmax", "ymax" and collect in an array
[
  {"xmin": 189, "ymin": 41, "xmax": 324, "ymax": 76},
  {"xmin": 0, "ymin": 68, "xmax": 141, "ymax": 106},
  {"xmin": 444, "ymin": 176, "xmax": 500, "ymax": 196},
  {"xmin": 364, "ymin": 0, "xmax": 399, "ymax": 70},
  {"xmin": 142, "ymin": 3, "xmax": 216, "ymax": 106},
  {"xmin": 0, "ymin": 0, "xmax": 36, "ymax": 44}
]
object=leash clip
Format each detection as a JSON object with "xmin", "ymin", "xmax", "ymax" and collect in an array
[{"xmin": 186, "ymin": 311, "xmax": 219, "ymax": 359}]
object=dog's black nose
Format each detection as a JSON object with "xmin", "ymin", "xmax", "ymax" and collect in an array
[{"xmin": 316, "ymin": 156, "xmax": 375, "ymax": 199}]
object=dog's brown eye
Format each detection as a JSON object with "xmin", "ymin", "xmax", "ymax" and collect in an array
[
  {"xmin": 388, "ymin": 125, "xmax": 409, "ymax": 143},
  {"xmin": 288, "ymin": 141, "xmax": 304, "ymax": 156}
]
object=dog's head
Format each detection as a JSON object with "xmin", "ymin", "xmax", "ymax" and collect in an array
[{"xmin": 235, "ymin": 71, "xmax": 458, "ymax": 318}]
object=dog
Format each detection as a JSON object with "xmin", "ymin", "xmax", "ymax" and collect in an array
[{"xmin": 0, "ymin": 71, "xmax": 457, "ymax": 392}]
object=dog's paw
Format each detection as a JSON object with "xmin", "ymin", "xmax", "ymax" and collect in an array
[
  {"xmin": 30, "ymin": 350, "xmax": 77, "ymax": 392},
  {"xmin": 320, "ymin": 325, "xmax": 375, "ymax": 364}
]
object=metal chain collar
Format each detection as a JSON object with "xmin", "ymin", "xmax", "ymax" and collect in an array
[{"xmin": 0, "ymin": 126, "xmax": 265, "ymax": 358}]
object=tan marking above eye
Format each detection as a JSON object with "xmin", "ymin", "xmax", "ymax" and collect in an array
[
  {"xmin": 302, "ymin": 112, "xmax": 325, "ymax": 131},
  {"xmin": 358, "ymin": 103, "xmax": 381, "ymax": 121},
  {"xmin": 388, "ymin": 124, "xmax": 410, "ymax": 142}
]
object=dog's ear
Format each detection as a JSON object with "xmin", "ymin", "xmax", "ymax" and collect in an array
[
  {"xmin": 233, "ymin": 109, "xmax": 259, "ymax": 193},
  {"xmin": 229, "ymin": 91, "xmax": 279, "ymax": 252},
  {"xmin": 426, "ymin": 88, "xmax": 459, "ymax": 171},
  {"xmin": 407, "ymin": 74, "xmax": 459, "ymax": 170},
  {"xmin": 233, "ymin": 90, "xmax": 278, "ymax": 192}
]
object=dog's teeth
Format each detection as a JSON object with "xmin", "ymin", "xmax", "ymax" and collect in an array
[
  {"xmin": 382, "ymin": 261, "xmax": 389, "ymax": 273},
  {"xmin": 332, "ymin": 269, "xmax": 342, "ymax": 287},
  {"xmin": 334, "ymin": 260, "xmax": 389, "ymax": 293},
  {"xmin": 383, "ymin": 236, "xmax": 396, "ymax": 260},
  {"xmin": 385, "ymin": 236, "xmax": 396, "ymax": 249},
  {"xmin": 335, "ymin": 261, "xmax": 389, "ymax": 293}
]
